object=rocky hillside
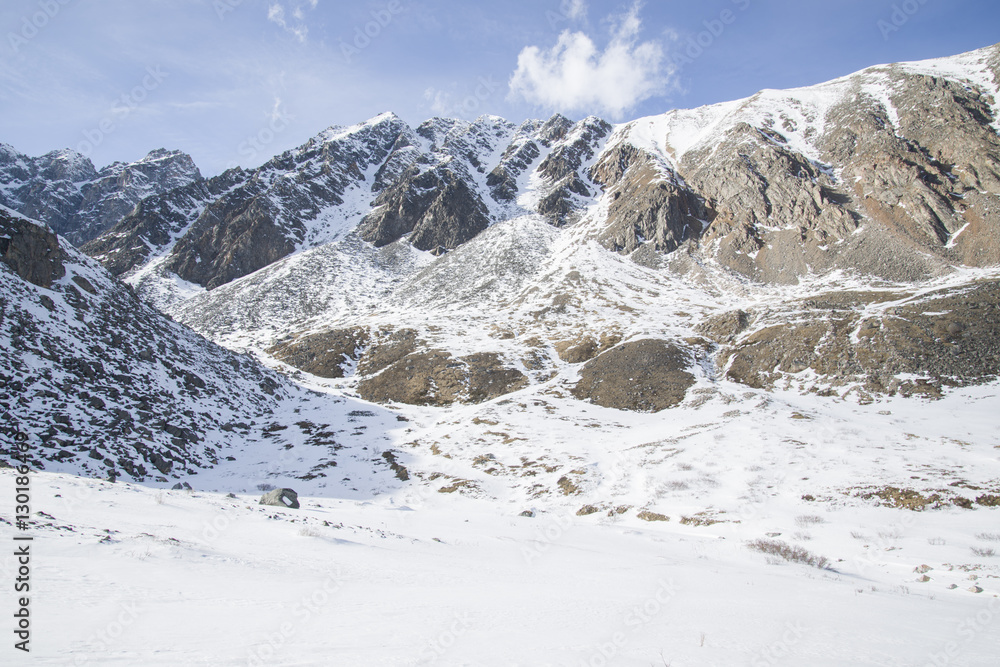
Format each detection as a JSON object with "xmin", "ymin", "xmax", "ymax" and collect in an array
[
  {"xmin": 0, "ymin": 146, "xmax": 201, "ymax": 246},
  {"xmin": 80, "ymin": 111, "xmax": 613, "ymax": 297},
  {"xmin": 0, "ymin": 206, "xmax": 369, "ymax": 484},
  {"xmin": 599, "ymin": 44, "xmax": 1000, "ymax": 284},
  {"xmin": 6, "ymin": 43, "xmax": 999, "ymax": 420}
]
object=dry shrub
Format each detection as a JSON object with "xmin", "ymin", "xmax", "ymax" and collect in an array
[{"xmin": 747, "ymin": 538, "xmax": 831, "ymax": 569}]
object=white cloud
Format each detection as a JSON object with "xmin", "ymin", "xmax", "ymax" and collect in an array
[
  {"xmin": 267, "ymin": 2, "xmax": 313, "ymax": 43},
  {"xmin": 509, "ymin": 3, "xmax": 672, "ymax": 119}
]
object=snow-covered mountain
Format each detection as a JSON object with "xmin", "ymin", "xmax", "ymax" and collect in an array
[
  {"xmin": 78, "ymin": 44, "xmax": 1000, "ymax": 299},
  {"xmin": 71, "ymin": 44, "xmax": 997, "ymax": 410},
  {"xmin": 0, "ymin": 146, "xmax": 202, "ymax": 246}
]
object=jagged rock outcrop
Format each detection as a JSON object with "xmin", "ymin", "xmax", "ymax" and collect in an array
[
  {"xmin": 535, "ymin": 116, "xmax": 612, "ymax": 227},
  {"xmin": 358, "ymin": 163, "xmax": 492, "ymax": 252},
  {"xmin": 358, "ymin": 115, "xmax": 524, "ymax": 251},
  {"xmin": 166, "ymin": 114, "xmax": 412, "ymax": 289},
  {"xmin": 591, "ymin": 144, "xmax": 709, "ymax": 254},
  {"xmin": 591, "ymin": 43, "xmax": 1000, "ymax": 284},
  {"xmin": 81, "ymin": 169, "xmax": 244, "ymax": 277},
  {"xmin": 0, "ymin": 208, "xmax": 67, "ymax": 288},
  {"xmin": 821, "ymin": 70, "xmax": 1000, "ymax": 277},
  {"xmin": 571, "ymin": 339, "xmax": 697, "ymax": 412},
  {"xmin": 682, "ymin": 123, "xmax": 858, "ymax": 283}
]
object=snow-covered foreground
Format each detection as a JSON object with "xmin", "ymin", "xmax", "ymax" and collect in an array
[
  {"xmin": 3, "ymin": 382, "xmax": 1000, "ymax": 666},
  {"xmin": 2, "ymin": 473, "xmax": 998, "ymax": 666}
]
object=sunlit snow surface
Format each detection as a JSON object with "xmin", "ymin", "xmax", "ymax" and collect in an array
[{"xmin": 3, "ymin": 379, "xmax": 999, "ymax": 665}]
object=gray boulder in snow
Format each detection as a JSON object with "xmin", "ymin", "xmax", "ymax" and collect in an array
[{"xmin": 259, "ymin": 488, "xmax": 300, "ymax": 509}]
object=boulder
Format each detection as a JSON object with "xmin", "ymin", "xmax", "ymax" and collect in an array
[{"xmin": 259, "ymin": 488, "xmax": 300, "ymax": 509}]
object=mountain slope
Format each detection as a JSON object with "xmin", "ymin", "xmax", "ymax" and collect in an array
[
  {"xmin": 0, "ymin": 206, "xmax": 397, "ymax": 488},
  {"xmin": 72, "ymin": 44, "xmax": 992, "ymax": 416}
]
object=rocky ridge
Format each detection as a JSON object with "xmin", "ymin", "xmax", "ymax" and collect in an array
[{"xmin": 0, "ymin": 146, "xmax": 201, "ymax": 246}]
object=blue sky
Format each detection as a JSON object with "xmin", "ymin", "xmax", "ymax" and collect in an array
[{"xmin": 2, "ymin": 0, "xmax": 998, "ymax": 175}]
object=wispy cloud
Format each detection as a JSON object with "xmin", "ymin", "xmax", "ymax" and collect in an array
[
  {"xmin": 267, "ymin": 1, "xmax": 317, "ymax": 43},
  {"xmin": 508, "ymin": 2, "xmax": 672, "ymax": 119},
  {"xmin": 564, "ymin": 0, "xmax": 587, "ymax": 22}
]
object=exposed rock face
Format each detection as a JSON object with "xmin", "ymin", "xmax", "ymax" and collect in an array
[
  {"xmin": 6, "ymin": 43, "xmax": 993, "ymax": 305},
  {"xmin": 695, "ymin": 310, "xmax": 750, "ymax": 345},
  {"xmin": 357, "ymin": 350, "xmax": 528, "ymax": 406},
  {"xmin": 535, "ymin": 116, "xmax": 612, "ymax": 227},
  {"xmin": 356, "ymin": 328, "xmax": 420, "ymax": 376},
  {"xmin": 266, "ymin": 324, "xmax": 530, "ymax": 407},
  {"xmin": 167, "ymin": 115, "xmax": 412, "ymax": 289},
  {"xmin": 684, "ymin": 123, "xmax": 859, "ymax": 283},
  {"xmin": 358, "ymin": 163, "xmax": 492, "ymax": 251},
  {"xmin": 268, "ymin": 328, "xmax": 370, "ymax": 379},
  {"xmin": 359, "ymin": 115, "xmax": 524, "ymax": 251},
  {"xmin": 553, "ymin": 331, "xmax": 623, "ymax": 364},
  {"xmin": 82, "ymin": 169, "xmax": 244, "ymax": 277},
  {"xmin": 591, "ymin": 44, "xmax": 1000, "ymax": 284},
  {"xmin": 0, "ymin": 146, "xmax": 201, "ymax": 246},
  {"xmin": 259, "ymin": 488, "xmax": 300, "ymax": 509},
  {"xmin": 73, "ymin": 149, "xmax": 203, "ymax": 246},
  {"xmin": 706, "ymin": 281, "xmax": 1000, "ymax": 395},
  {"xmin": 591, "ymin": 144, "xmax": 709, "ymax": 254},
  {"xmin": 571, "ymin": 339, "xmax": 697, "ymax": 412},
  {"xmin": 83, "ymin": 114, "xmax": 414, "ymax": 289},
  {"xmin": 0, "ymin": 208, "xmax": 67, "ymax": 288}
]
